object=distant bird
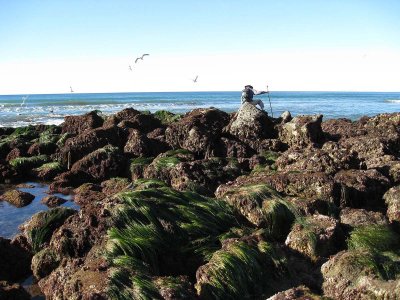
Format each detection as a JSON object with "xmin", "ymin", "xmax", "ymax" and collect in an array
[
  {"xmin": 135, "ymin": 53, "xmax": 149, "ymax": 63},
  {"xmin": 20, "ymin": 95, "xmax": 29, "ymax": 107},
  {"xmin": 70, "ymin": 86, "xmax": 74, "ymax": 93},
  {"xmin": 192, "ymin": 75, "xmax": 198, "ymax": 83},
  {"xmin": 129, "ymin": 65, "xmax": 133, "ymax": 71}
]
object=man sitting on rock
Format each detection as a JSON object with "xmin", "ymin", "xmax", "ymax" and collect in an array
[{"xmin": 241, "ymin": 85, "xmax": 268, "ymax": 110}]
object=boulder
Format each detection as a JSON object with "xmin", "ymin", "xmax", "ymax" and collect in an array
[
  {"xmin": 123, "ymin": 129, "xmax": 153, "ymax": 157},
  {"xmin": 217, "ymin": 183, "xmax": 295, "ymax": 238},
  {"xmin": 321, "ymin": 249, "xmax": 400, "ymax": 299},
  {"xmin": 285, "ymin": 214, "xmax": 344, "ymax": 261},
  {"xmin": 101, "ymin": 177, "xmax": 130, "ymax": 196},
  {"xmin": 321, "ymin": 118, "xmax": 359, "ymax": 141},
  {"xmin": 31, "ymin": 247, "xmax": 60, "ymax": 280},
  {"xmin": 70, "ymin": 145, "xmax": 127, "ymax": 182},
  {"xmin": 278, "ymin": 114, "xmax": 324, "ymax": 149},
  {"xmin": 41, "ymin": 195, "xmax": 67, "ymax": 207},
  {"xmin": 144, "ymin": 149, "xmax": 196, "ymax": 185},
  {"xmin": 275, "ymin": 146, "xmax": 358, "ymax": 175},
  {"xmin": 213, "ymin": 136, "xmax": 256, "ymax": 158},
  {"xmin": 0, "ymin": 237, "xmax": 32, "ymax": 282},
  {"xmin": 339, "ymin": 207, "xmax": 388, "ymax": 229},
  {"xmin": 383, "ymin": 185, "xmax": 400, "ymax": 224},
  {"xmin": 216, "ymin": 170, "xmax": 339, "ymax": 204},
  {"xmin": 169, "ymin": 157, "xmax": 245, "ymax": 196},
  {"xmin": 61, "ymin": 111, "xmax": 104, "ymax": 135},
  {"xmin": 280, "ymin": 111, "xmax": 292, "ymax": 123},
  {"xmin": 334, "ymin": 169, "xmax": 391, "ymax": 209},
  {"xmin": 57, "ymin": 126, "xmax": 125, "ymax": 165},
  {"xmin": 73, "ymin": 183, "xmax": 106, "ymax": 206},
  {"xmin": 0, "ymin": 190, "xmax": 34, "ymax": 207},
  {"xmin": 165, "ymin": 108, "xmax": 230, "ymax": 156},
  {"xmin": 224, "ymin": 102, "xmax": 275, "ymax": 150}
]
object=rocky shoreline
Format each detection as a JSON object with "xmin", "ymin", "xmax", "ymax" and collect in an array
[{"xmin": 0, "ymin": 103, "xmax": 399, "ymax": 299}]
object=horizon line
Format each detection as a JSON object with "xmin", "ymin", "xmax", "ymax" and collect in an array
[{"xmin": 1, "ymin": 90, "xmax": 400, "ymax": 96}]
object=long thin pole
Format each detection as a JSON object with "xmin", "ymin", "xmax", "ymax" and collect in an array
[{"xmin": 266, "ymin": 85, "xmax": 273, "ymax": 117}]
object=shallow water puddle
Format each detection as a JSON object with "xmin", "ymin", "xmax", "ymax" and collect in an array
[{"xmin": 0, "ymin": 181, "xmax": 79, "ymax": 239}]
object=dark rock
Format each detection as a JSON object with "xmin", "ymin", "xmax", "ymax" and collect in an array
[
  {"xmin": 340, "ymin": 207, "xmax": 388, "ymax": 230},
  {"xmin": 278, "ymin": 114, "xmax": 324, "ymax": 149},
  {"xmin": 102, "ymin": 107, "xmax": 141, "ymax": 128},
  {"xmin": 57, "ymin": 126, "xmax": 125, "ymax": 165},
  {"xmin": 169, "ymin": 158, "xmax": 245, "ymax": 196},
  {"xmin": 70, "ymin": 145, "xmax": 126, "ymax": 183},
  {"xmin": 101, "ymin": 177, "xmax": 130, "ymax": 196},
  {"xmin": 285, "ymin": 214, "xmax": 344, "ymax": 261},
  {"xmin": 165, "ymin": 107, "xmax": 230, "ymax": 156},
  {"xmin": 41, "ymin": 195, "xmax": 67, "ymax": 207},
  {"xmin": 123, "ymin": 129, "xmax": 153, "ymax": 157},
  {"xmin": 0, "ymin": 281, "xmax": 30, "ymax": 300},
  {"xmin": 334, "ymin": 169, "xmax": 391, "ymax": 209},
  {"xmin": 0, "ymin": 190, "xmax": 34, "ymax": 207},
  {"xmin": 276, "ymin": 146, "xmax": 358, "ymax": 175},
  {"xmin": 31, "ymin": 247, "xmax": 60, "ymax": 279},
  {"xmin": 61, "ymin": 111, "xmax": 104, "ymax": 135},
  {"xmin": 213, "ymin": 137, "xmax": 256, "ymax": 158},
  {"xmin": 5, "ymin": 148, "xmax": 25, "ymax": 161},
  {"xmin": 0, "ymin": 237, "xmax": 32, "ymax": 282},
  {"xmin": 322, "ymin": 118, "xmax": 358, "ymax": 141},
  {"xmin": 27, "ymin": 142, "xmax": 57, "ymax": 156},
  {"xmin": 217, "ymin": 170, "xmax": 339, "ymax": 204},
  {"xmin": 144, "ymin": 149, "xmax": 196, "ymax": 185}
]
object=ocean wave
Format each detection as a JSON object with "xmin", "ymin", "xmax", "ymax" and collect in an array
[{"xmin": 385, "ymin": 99, "xmax": 400, "ymax": 103}]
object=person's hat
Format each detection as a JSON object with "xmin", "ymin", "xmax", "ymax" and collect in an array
[{"xmin": 245, "ymin": 85, "xmax": 253, "ymax": 89}]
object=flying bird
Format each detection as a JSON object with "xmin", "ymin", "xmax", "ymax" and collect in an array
[
  {"xmin": 135, "ymin": 53, "xmax": 150, "ymax": 63},
  {"xmin": 192, "ymin": 75, "xmax": 198, "ymax": 83},
  {"xmin": 70, "ymin": 86, "xmax": 74, "ymax": 93},
  {"xmin": 129, "ymin": 65, "xmax": 133, "ymax": 71}
]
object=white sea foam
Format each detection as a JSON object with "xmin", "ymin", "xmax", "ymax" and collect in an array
[{"xmin": 385, "ymin": 99, "xmax": 400, "ymax": 103}]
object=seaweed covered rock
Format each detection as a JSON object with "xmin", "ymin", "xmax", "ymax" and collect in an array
[
  {"xmin": 217, "ymin": 170, "xmax": 339, "ymax": 204},
  {"xmin": 31, "ymin": 247, "xmax": 61, "ymax": 280},
  {"xmin": 224, "ymin": 102, "xmax": 275, "ymax": 151},
  {"xmin": 334, "ymin": 169, "xmax": 391, "ymax": 209},
  {"xmin": 195, "ymin": 237, "xmax": 293, "ymax": 299},
  {"xmin": 170, "ymin": 157, "xmax": 245, "ymax": 196},
  {"xmin": 216, "ymin": 183, "xmax": 295, "ymax": 239},
  {"xmin": 143, "ymin": 149, "xmax": 196, "ymax": 185},
  {"xmin": 339, "ymin": 207, "xmax": 388, "ymax": 230},
  {"xmin": 104, "ymin": 108, "xmax": 162, "ymax": 133},
  {"xmin": 61, "ymin": 110, "xmax": 104, "ymax": 135},
  {"xmin": 278, "ymin": 114, "xmax": 324, "ymax": 149},
  {"xmin": 72, "ymin": 183, "xmax": 106, "ymax": 205},
  {"xmin": 9, "ymin": 154, "xmax": 50, "ymax": 176},
  {"xmin": 32, "ymin": 161, "xmax": 65, "ymax": 180},
  {"xmin": 58, "ymin": 126, "xmax": 125, "ymax": 165},
  {"xmin": 70, "ymin": 145, "xmax": 127, "ymax": 182},
  {"xmin": 165, "ymin": 107, "xmax": 230, "ymax": 156},
  {"xmin": 0, "ymin": 237, "xmax": 32, "ymax": 282},
  {"xmin": 0, "ymin": 189, "xmax": 34, "ymax": 207},
  {"xmin": 321, "ymin": 249, "xmax": 400, "ymax": 299},
  {"xmin": 285, "ymin": 214, "xmax": 344, "ymax": 261}
]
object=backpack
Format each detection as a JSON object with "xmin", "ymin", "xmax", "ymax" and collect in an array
[{"xmin": 241, "ymin": 88, "xmax": 253, "ymax": 103}]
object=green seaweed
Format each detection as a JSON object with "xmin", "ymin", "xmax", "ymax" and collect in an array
[
  {"xmin": 28, "ymin": 208, "xmax": 76, "ymax": 253},
  {"xmin": 347, "ymin": 224, "xmax": 400, "ymax": 254},
  {"xmin": 10, "ymin": 155, "xmax": 50, "ymax": 172},
  {"xmin": 153, "ymin": 110, "xmax": 181, "ymax": 124}
]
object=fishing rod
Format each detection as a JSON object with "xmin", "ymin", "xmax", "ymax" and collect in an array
[{"xmin": 266, "ymin": 84, "xmax": 273, "ymax": 117}]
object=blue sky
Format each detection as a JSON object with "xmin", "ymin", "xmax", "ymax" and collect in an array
[{"xmin": 0, "ymin": 0, "xmax": 399, "ymax": 93}]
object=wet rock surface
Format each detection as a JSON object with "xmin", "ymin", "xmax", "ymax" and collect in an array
[{"xmin": 0, "ymin": 108, "xmax": 399, "ymax": 299}]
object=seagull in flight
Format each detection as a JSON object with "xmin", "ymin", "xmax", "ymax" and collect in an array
[
  {"xmin": 192, "ymin": 75, "xmax": 198, "ymax": 83},
  {"xmin": 135, "ymin": 53, "xmax": 149, "ymax": 63},
  {"xmin": 129, "ymin": 65, "xmax": 133, "ymax": 71},
  {"xmin": 70, "ymin": 86, "xmax": 74, "ymax": 93}
]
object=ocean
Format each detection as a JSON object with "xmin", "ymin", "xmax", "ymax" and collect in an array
[{"xmin": 0, "ymin": 91, "xmax": 399, "ymax": 128}]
